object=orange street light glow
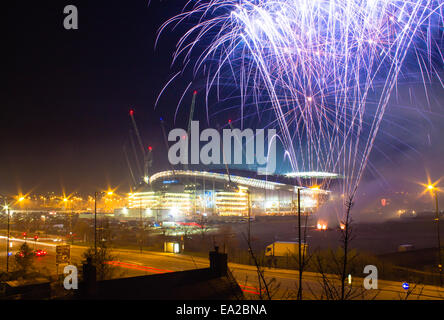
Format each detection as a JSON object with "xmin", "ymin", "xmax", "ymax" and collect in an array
[{"xmin": 418, "ymin": 177, "xmax": 441, "ymax": 198}]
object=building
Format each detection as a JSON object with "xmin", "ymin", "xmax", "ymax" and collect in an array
[{"xmin": 122, "ymin": 170, "xmax": 331, "ymax": 220}]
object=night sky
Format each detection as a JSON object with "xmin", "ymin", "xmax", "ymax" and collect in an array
[
  {"xmin": 3, "ymin": 0, "xmax": 444, "ymax": 201},
  {"xmin": 3, "ymin": 1, "xmax": 190, "ymax": 194}
]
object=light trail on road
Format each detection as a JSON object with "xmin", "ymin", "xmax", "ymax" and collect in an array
[
  {"xmin": 106, "ymin": 261, "xmax": 173, "ymax": 274},
  {"xmin": 105, "ymin": 259, "xmax": 263, "ymax": 296},
  {"xmin": 0, "ymin": 235, "xmax": 60, "ymax": 247},
  {"xmin": 1, "ymin": 241, "xmax": 443, "ymax": 299}
]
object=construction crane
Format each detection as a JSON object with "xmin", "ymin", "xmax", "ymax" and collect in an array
[
  {"xmin": 123, "ymin": 144, "xmax": 137, "ymax": 188},
  {"xmin": 187, "ymin": 91, "xmax": 197, "ymax": 135},
  {"xmin": 129, "ymin": 109, "xmax": 153, "ymax": 184},
  {"xmin": 185, "ymin": 90, "xmax": 198, "ymax": 171},
  {"xmin": 216, "ymin": 122, "xmax": 238, "ymax": 192},
  {"xmin": 227, "ymin": 119, "xmax": 255, "ymax": 172},
  {"xmin": 160, "ymin": 116, "xmax": 176, "ymax": 178},
  {"xmin": 129, "ymin": 129, "xmax": 143, "ymax": 179}
]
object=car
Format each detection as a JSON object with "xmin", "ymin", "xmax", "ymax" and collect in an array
[
  {"xmin": 34, "ymin": 249, "xmax": 47, "ymax": 257},
  {"xmin": 17, "ymin": 249, "xmax": 47, "ymax": 257}
]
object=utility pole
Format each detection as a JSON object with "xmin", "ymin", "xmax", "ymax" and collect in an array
[
  {"xmin": 140, "ymin": 197, "xmax": 143, "ymax": 254},
  {"xmin": 71, "ymin": 205, "xmax": 74, "ymax": 245},
  {"xmin": 94, "ymin": 191, "xmax": 98, "ymax": 257},
  {"xmin": 194, "ymin": 174, "xmax": 197, "ymax": 216},
  {"xmin": 247, "ymin": 189, "xmax": 251, "ymax": 265},
  {"xmin": 248, "ymin": 190, "xmax": 251, "ymax": 244},
  {"xmin": 297, "ymin": 188, "xmax": 302, "ymax": 300},
  {"xmin": 434, "ymin": 188, "xmax": 442, "ymax": 286},
  {"xmin": 69, "ymin": 200, "xmax": 73, "ymax": 245},
  {"xmin": 6, "ymin": 205, "xmax": 10, "ymax": 273}
]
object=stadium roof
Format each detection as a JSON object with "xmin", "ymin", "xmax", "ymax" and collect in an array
[{"xmin": 149, "ymin": 170, "xmax": 329, "ymax": 193}]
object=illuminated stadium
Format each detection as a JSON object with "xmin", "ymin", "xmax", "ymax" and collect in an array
[{"xmin": 124, "ymin": 170, "xmax": 333, "ymax": 220}]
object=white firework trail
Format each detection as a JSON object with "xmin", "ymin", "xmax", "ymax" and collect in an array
[{"xmin": 158, "ymin": 0, "xmax": 444, "ymax": 216}]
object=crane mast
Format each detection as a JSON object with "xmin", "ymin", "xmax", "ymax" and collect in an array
[
  {"xmin": 129, "ymin": 109, "xmax": 152, "ymax": 184},
  {"xmin": 185, "ymin": 90, "xmax": 197, "ymax": 171},
  {"xmin": 123, "ymin": 144, "xmax": 137, "ymax": 187}
]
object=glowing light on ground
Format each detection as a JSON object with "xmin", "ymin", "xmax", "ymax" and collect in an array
[
  {"xmin": 159, "ymin": 0, "xmax": 443, "ymax": 222},
  {"xmin": 317, "ymin": 221, "xmax": 328, "ymax": 230}
]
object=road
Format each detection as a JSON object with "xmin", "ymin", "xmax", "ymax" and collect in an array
[{"xmin": 1, "ymin": 236, "xmax": 443, "ymax": 300}]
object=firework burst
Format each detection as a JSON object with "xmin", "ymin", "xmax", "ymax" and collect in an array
[{"xmin": 159, "ymin": 0, "xmax": 443, "ymax": 214}]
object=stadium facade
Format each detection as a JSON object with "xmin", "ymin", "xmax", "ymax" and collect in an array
[{"xmin": 122, "ymin": 170, "xmax": 330, "ymax": 220}]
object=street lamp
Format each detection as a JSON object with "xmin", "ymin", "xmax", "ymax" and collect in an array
[
  {"xmin": 94, "ymin": 191, "xmax": 98, "ymax": 257},
  {"xmin": 93, "ymin": 190, "xmax": 111, "ymax": 257},
  {"xmin": 3, "ymin": 204, "xmax": 11, "ymax": 272},
  {"xmin": 238, "ymin": 187, "xmax": 251, "ymax": 245},
  {"xmin": 139, "ymin": 197, "xmax": 143, "ymax": 254},
  {"xmin": 63, "ymin": 197, "xmax": 74, "ymax": 244},
  {"xmin": 238, "ymin": 187, "xmax": 252, "ymax": 265},
  {"xmin": 426, "ymin": 184, "xmax": 442, "ymax": 286},
  {"xmin": 291, "ymin": 186, "xmax": 303, "ymax": 300},
  {"xmin": 297, "ymin": 187, "xmax": 302, "ymax": 300}
]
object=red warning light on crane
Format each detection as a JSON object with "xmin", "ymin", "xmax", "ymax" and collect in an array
[
  {"xmin": 129, "ymin": 109, "xmax": 134, "ymax": 116},
  {"xmin": 193, "ymin": 90, "xmax": 197, "ymax": 95},
  {"xmin": 148, "ymin": 146, "xmax": 153, "ymax": 151}
]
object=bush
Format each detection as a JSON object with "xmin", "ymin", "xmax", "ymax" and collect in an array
[
  {"xmin": 14, "ymin": 242, "xmax": 35, "ymax": 275},
  {"xmin": 82, "ymin": 242, "xmax": 119, "ymax": 281}
]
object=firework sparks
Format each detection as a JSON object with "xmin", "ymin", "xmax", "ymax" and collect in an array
[{"xmin": 159, "ymin": 1, "xmax": 443, "ymax": 217}]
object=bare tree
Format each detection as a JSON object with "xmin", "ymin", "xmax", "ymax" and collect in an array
[
  {"xmin": 398, "ymin": 281, "xmax": 425, "ymax": 300},
  {"xmin": 242, "ymin": 232, "xmax": 270, "ymax": 299},
  {"xmin": 291, "ymin": 193, "xmax": 314, "ymax": 300},
  {"xmin": 14, "ymin": 242, "xmax": 35, "ymax": 276},
  {"xmin": 82, "ymin": 241, "xmax": 119, "ymax": 281},
  {"xmin": 340, "ymin": 197, "xmax": 354, "ymax": 300},
  {"xmin": 309, "ymin": 247, "xmax": 381, "ymax": 300}
]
